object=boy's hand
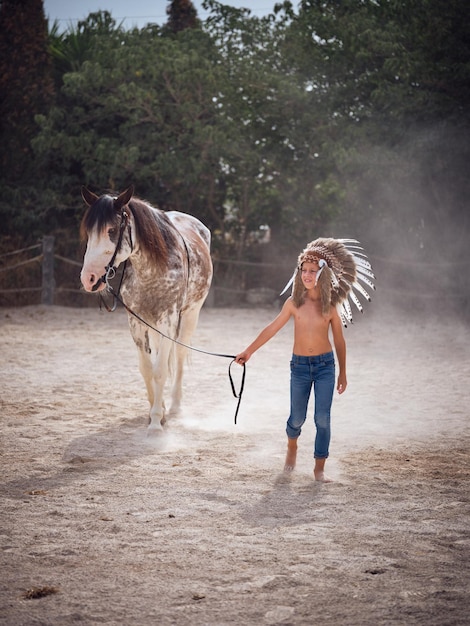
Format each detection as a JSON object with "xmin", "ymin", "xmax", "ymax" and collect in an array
[
  {"xmin": 337, "ymin": 373, "xmax": 347, "ymax": 394},
  {"xmin": 235, "ymin": 351, "xmax": 250, "ymax": 365}
]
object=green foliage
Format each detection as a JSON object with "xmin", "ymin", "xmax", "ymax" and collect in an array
[
  {"xmin": 282, "ymin": 0, "xmax": 470, "ymax": 261},
  {"xmin": 48, "ymin": 12, "xmax": 123, "ymax": 85},
  {"xmin": 34, "ymin": 25, "xmax": 228, "ymax": 232},
  {"xmin": 0, "ymin": 0, "xmax": 55, "ymax": 182},
  {"xmin": 165, "ymin": 0, "xmax": 200, "ymax": 33},
  {"xmin": 2, "ymin": 0, "xmax": 469, "ymax": 294},
  {"xmin": 202, "ymin": 2, "xmax": 339, "ymax": 254}
]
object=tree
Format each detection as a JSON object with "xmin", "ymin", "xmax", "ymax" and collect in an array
[
  {"xmin": 48, "ymin": 11, "xmax": 122, "ymax": 88},
  {"xmin": 203, "ymin": 1, "xmax": 341, "ymax": 260},
  {"xmin": 32, "ymin": 23, "xmax": 228, "ymax": 231},
  {"xmin": 0, "ymin": 0, "xmax": 55, "ymax": 182},
  {"xmin": 32, "ymin": 3, "xmax": 344, "ymax": 270},
  {"xmin": 166, "ymin": 0, "xmax": 200, "ymax": 33},
  {"xmin": 282, "ymin": 0, "xmax": 470, "ymax": 265}
]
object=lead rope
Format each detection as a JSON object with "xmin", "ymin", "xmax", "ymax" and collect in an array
[
  {"xmin": 98, "ymin": 260, "xmax": 127, "ymax": 313},
  {"xmin": 104, "ymin": 284, "xmax": 246, "ymax": 425},
  {"xmin": 93, "ymin": 209, "xmax": 245, "ymax": 423},
  {"xmin": 228, "ymin": 359, "xmax": 246, "ymax": 425}
]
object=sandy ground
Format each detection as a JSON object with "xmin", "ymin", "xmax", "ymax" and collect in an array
[{"xmin": 0, "ymin": 302, "xmax": 469, "ymax": 626}]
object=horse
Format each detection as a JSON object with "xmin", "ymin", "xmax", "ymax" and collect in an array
[{"xmin": 79, "ymin": 185, "xmax": 213, "ymax": 433}]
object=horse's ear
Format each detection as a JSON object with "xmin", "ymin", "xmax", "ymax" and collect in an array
[
  {"xmin": 81, "ymin": 186, "xmax": 99, "ymax": 207},
  {"xmin": 115, "ymin": 185, "xmax": 134, "ymax": 210}
]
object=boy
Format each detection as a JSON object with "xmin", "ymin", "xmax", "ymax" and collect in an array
[{"xmin": 236, "ymin": 238, "xmax": 373, "ymax": 482}]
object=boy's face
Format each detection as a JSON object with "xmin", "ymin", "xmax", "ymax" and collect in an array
[{"xmin": 300, "ymin": 260, "xmax": 319, "ymax": 288}]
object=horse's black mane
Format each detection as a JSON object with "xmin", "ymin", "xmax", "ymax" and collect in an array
[
  {"xmin": 80, "ymin": 194, "xmax": 179, "ymax": 267},
  {"xmin": 128, "ymin": 198, "xmax": 179, "ymax": 266},
  {"xmin": 81, "ymin": 194, "xmax": 117, "ymax": 237}
]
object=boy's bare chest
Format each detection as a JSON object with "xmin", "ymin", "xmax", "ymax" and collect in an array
[
  {"xmin": 294, "ymin": 301, "xmax": 330, "ymax": 333},
  {"xmin": 292, "ymin": 302, "xmax": 332, "ymax": 355}
]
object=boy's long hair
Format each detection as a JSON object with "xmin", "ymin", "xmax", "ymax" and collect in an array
[
  {"xmin": 291, "ymin": 238, "xmax": 357, "ymax": 316},
  {"xmin": 292, "ymin": 263, "xmax": 333, "ymax": 315}
]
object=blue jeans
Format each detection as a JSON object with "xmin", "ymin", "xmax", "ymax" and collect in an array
[{"xmin": 286, "ymin": 352, "xmax": 336, "ymax": 459}]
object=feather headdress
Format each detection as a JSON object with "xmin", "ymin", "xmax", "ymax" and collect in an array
[{"xmin": 280, "ymin": 238, "xmax": 375, "ymax": 326}]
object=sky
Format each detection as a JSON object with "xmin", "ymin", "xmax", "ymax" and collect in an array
[{"xmin": 43, "ymin": 0, "xmax": 277, "ymax": 30}]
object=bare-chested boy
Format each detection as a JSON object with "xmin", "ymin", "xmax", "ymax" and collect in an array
[{"xmin": 235, "ymin": 252, "xmax": 347, "ymax": 483}]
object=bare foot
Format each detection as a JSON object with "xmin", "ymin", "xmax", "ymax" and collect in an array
[
  {"xmin": 314, "ymin": 458, "xmax": 333, "ymax": 482},
  {"xmin": 314, "ymin": 470, "xmax": 333, "ymax": 483},
  {"xmin": 284, "ymin": 438, "xmax": 298, "ymax": 472}
]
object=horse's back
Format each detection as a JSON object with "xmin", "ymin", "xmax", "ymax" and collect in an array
[
  {"xmin": 163, "ymin": 210, "xmax": 212, "ymax": 307},
  {"xmin": 166, "ymin": 211, "xmax": 211, "ymax": 249}
]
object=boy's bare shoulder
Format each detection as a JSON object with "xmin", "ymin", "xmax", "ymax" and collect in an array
[
  {"xmin": 282, "ymin": 297, "xmax": 297, "ymax": 313},
  {"xmin": 272, "ymin": 297, "xmax": 296, "ymax": 325}
]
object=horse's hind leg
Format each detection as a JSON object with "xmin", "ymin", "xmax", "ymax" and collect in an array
[{"xmin": 168, "ymin": 304, "xmax": 203, "ymax": 420}]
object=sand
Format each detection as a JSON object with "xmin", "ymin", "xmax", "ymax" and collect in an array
[{"xmin": 0, "ymin": 303, "xmax": 469, "ymax": 625}]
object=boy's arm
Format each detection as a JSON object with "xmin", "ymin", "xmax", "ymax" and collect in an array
[
  {"xmin": 330, "ymin": 307, "xmax": 347, "ymax": 394},
  {"xmin": 235, "ymin": 298, "xmax": 294, "ymax": 364}
]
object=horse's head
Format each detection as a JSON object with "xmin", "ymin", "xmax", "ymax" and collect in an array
[{"xmin": 80, "ymin": 186, "xmax": 135, "ymax": 292}]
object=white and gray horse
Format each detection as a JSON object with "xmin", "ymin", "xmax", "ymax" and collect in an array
[{"xmin": 80, "ymin": 186, "xmax": 213, "ymax": 433}]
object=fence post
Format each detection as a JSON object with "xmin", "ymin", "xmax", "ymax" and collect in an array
[{"xmin": 41, "ymin": 236, "xmax": 55, "ymax": 305}]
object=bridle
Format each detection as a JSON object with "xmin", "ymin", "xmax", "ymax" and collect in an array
[
  {"xmin": 91, "ymin": 207, "xmax": 133, "ymax": 313},
  {"xmin": 91, "ymin": 205, "xmax": 246, "ymax": 424}
]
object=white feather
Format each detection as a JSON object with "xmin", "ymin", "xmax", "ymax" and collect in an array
[
  {"xmin": 352, "ymin": 254, "xmax": 371, "ymax": 265},
  {"xmin": 356, "ymin": 274, "xmax": 375, "ymax": 291},
  {"xmin": 338, "ymin": 306, "xmax": 349, "ymax": 328},
  {"xmin": 280, "ymin": 269, "xmax": 297, "ymax": 296},
  {"xmin": 353, "ymin": 255, "xmax": 373, "ymax": 270},
  {"xmin": 352, "ymin": 281, "xmax": 371, "ymax": 301},
  {"xmin": 356, "ymin": 265, "xmax": 376, "ymax": 280},
  {"xmin": 339, "ymin": 238, "xmax": 361, "ymax": 245},
  {"xmin": 341, "ymin": 298, "xmax": 353, "ymax": 322},
  {"xmin": 343, "ymin": 244, "xmax": 365, "ymax": 252},
  {"xmin": 349, "ymin": 291, "xmax": 364, "ymax": 312}
]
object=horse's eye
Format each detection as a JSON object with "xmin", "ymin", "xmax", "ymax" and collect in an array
[{"xmin": 108, "ymin": 227, "xmax": 116, "ymax": 237}]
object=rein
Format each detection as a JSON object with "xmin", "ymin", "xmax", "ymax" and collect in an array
[{"xmin": 93, "ymin": 209, "xmax": 246, "ymax": 424}]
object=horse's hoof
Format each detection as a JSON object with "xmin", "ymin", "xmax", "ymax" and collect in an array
[
  {"xmin": 146, "ymin": 424, "xmax": 164, "ymax": 437},
  {"xmin": 166, "ymin": 410, "xmax": 181, "ymax": 421}
]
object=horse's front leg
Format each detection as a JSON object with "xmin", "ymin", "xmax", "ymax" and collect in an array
[
  {"xmin": 129, "ymin": 319, "xmax": 170, "ymax": 434},
  {"xmin": 148, "ymin": 336, "xmax": 173, "ymax": 433},
  {"xmin": 134, "ymin": 346, "xmax": 165, "ymax": 431}
]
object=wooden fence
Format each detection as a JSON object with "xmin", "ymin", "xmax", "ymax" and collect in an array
[
  {"xmin": 0, "ymin": 236, "xmax": 85, "ymax": 305},
  {"xmin": 0, "ymin": 237, "xmax": 285, "ymax": 308},
  {"xmin": 1, "ymin": 237, "xmax": 468, "ymax": 312}
]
